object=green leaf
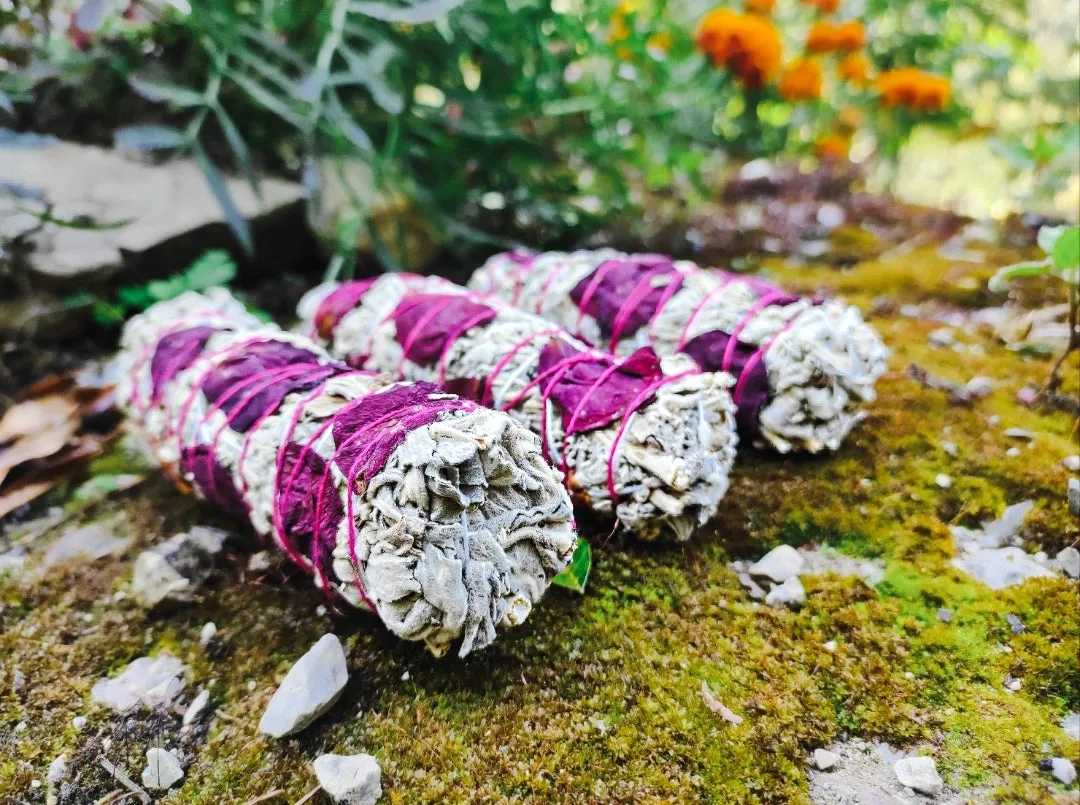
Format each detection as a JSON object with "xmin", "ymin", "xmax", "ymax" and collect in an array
[
  {"xmin": 116, "ymin": 285, "xmax": 156, "ymax": 309},
  {"xmin": 551, "ymin": 538, "xmax": 592, "ymax": 593},
  {"xmin": 193, "ymin": 147, "xmax": 254, "ymax": 256},
  {"xmin": 213, "ymin": 105, "xmax": 262, "ymax": 201},
  {"xmin": 185, "ymin": 249, "xmax": 237, "ymax": 290},
  {"xmin": 72, "ymin": 474, "xmax": 145, "ymax": 504},
  {"xmin": 113, "ymin": 124, "xmax": 187, "ymax": 152},
  {"xmin": 230, "ymin": 72, "xmax": 307, "ymax": 129},
  {"xmin": 128, "ymin": 76, "xmax": 206, "ymax": 107},
  {"xmin": 988, "ymin": 259, "xmax": 1052, "ymax": 292},
  {"xmin": 349, "ymin": 0, "xmax": 467, "ymax": 24},
  {"xmin": 1050, "ymin": 226, "xmax": 1080, "ymax": 270}
]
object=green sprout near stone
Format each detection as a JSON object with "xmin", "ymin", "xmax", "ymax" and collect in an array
[{"xmin": 990, "ymin": 224, "xmax": 1080, "ymax": 398}]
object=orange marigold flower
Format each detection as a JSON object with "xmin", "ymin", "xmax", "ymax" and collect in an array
[
  {"xmin": 805, "ymin": 20, "xmax": 865, "ymax": 53},
  {"xmin": 745, "ymin": 0, "xmax": 775, "ymax": 15},
  {"xmin": 779, "ymin": 58, "xmax": 824, "ymax": 101},
  {"xmin": 837, "ymin": 52, "xmax": 870, "ymax": 86},
  {"xmin": 816, "ymin": 133, "xmax": 850, "ymax": 160},
  {"xmin": 696, "ymin": 8, "xmax": 783, "ymax": 89},
  {"xmin": 876, "ymin": 68, "xmax": 951, "ymax": 112},
  {"xmin": 799, "ymin": 0, "xmax": 841, "ymax": 13}
]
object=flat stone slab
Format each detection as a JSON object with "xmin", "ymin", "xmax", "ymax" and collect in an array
[{"xmin": 0, "ymin": 136, "xmax": 303, "ymax": 286}]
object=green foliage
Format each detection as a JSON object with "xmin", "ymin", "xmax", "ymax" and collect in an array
[
  {"xmin": 990, "ymin": 225, "xmax": 1080, "ymax": 291},
  {"xmin": 71, "ymin": 249, "xmax": 238, "ymax": 326},
  {"xmin": 552, "ymin": 537, "xmax": 592, "ymax": 593}
]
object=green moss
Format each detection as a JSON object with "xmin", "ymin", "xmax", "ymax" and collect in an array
[{"xmin": 1, "ymin": 245, "xmax": 1077, "ymax": 804}]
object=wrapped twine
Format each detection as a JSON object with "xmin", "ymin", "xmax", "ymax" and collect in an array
[
  {"xmin": 116, "ymin": 290, "xmax": 577, "ymax": 657},
  {"xmin": 298, "ymin": 275, "xmax": 738, "ymax": 542},
  {"xmin": 471, "ymin": 249, "xmax": 888, "ymax": 453}
]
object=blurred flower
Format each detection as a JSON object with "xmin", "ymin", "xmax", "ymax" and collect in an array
[
  {"xmin": 877, "ymin": 68, "xmax": 951, "ymax": 112},
  {"xmin": 799, "ymin": 0, "xmax": 842, "ymax": 13},
  {"xmin": 647, "ymin": 32, "xmax": 673, "ymax": 53},
  {"xmin": 837, "ymin": 52, "xmax": 870, "ymax": 86},
  {"xmin": 744, "ymin": 0, "xmax": 776, "ymax": 15},
  {"xmin": 805, "ymin": 20, "xmax": 865, "ymax": 53},
  {"xmin": 836, "ymin": 105, "xmax": 863, "ymax": 131},
  {"xmin": 816, "ymin": 133, "xmax": 851, "ymax": 159},
  {"xmin": 696, "ymin": 8, "xmax": 783, "ymax": 89},
  {"xmin": 779, "ymin": 59, "xmax": 823, "ymax": 101}
]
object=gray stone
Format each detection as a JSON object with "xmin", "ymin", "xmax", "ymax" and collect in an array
[
  {"xmin": 765, "ymin": 576, "xmax": 806, "ymax": 609},
  {"xmin": 951, "ymin": 548, "xmax": 1056, "ymax": 590},
  {"xmin": 1005, "ymin": 614, "xmax": 1025, "ymax": 634},
  {"xmin": 799, "ymin": 548, "xmax": 885, "ymax": 587},
  {"xmin": 0, "ymin": 139, "xmax": 304, "ymax": 286},
  {"xmin": 259, "ymin": 634, "xmax": 349, "ymax": 738},
  {"xmin": 130, "ymin": 526, "xmax": 230, "ymax": 608},
  {"xmin": 1002, "ymin": 427, "xmax": 1036, "ymax": 441},
  {"xmin": 1069, "ymin": 478, "xmax": 1080, "ymax": 518},
  {"xmin": 313, "ymin": 753, "xmax": 383, "ymax": 805},
  {"xmin": 1060, "ymin": 713, "xmax": 1080, "ymax": 741},
  {"xmin": 937, "ymin": 608, "xmax": 952, "ymax": 623},
  {"xmin": 928, "ymin": 327, "xmax": 955, "ymax": 347},
  {"xmin": 141, "ymin": 748, "xmax": 184, "ymax": 790},
  {"xmin": 813, "ymin": 748, "xmax": 840, "ymax": 771},
  {"xmin": 1050, "ymin": 757, "xmax": 1076, "ymax": 786},
  {"xmin": 1056, "ymin": 547, "xmax": 1080, "ymax": 579},
  {"xmin": 747, "ymin": 545, "xmax": 804, "ymax": 584},
  {"xmin": 90, "ymin": 652, "xmax": 186, "ymax": 712},
  {"xmin": 736, "ymin": 572, "xmax": 766, "ymax": 601},
  {"xmin": 979, "ymin": 500, "xmax": 1033, "ymax": 548},
  {"xmin": 182, "ymin": 689, "xmax": 210, "ymax": 727},
  {"xmin": 42, "ymin": 521, "xmax": 132, "ymax": 569},
  {"xmin": 964, "ymin": 376, "xmax": 994, "ymax": 398},
  {"xmin": 46, "ymin": 754, "xmax": 68, "ymax": 786},
  {"xmin": 1063, "ymin": 455, "xmax": 1080, "ymax": 472},
  {"xmin": 894, "ymin": 756, "xmax": 943, "ymax": 795}
]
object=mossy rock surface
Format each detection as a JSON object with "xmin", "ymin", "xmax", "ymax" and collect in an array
[{"xmin": 1, "ymin": 245, "xmax": 1077, "ymax": 804}]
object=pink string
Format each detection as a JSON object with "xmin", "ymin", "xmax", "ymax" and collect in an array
[
  {"xmin": 395, "ymin": 296, "xmax": 458, "ymax": 378},
  {"xmin": 533, "ymin": 258, "xmax": 574, "ymax": 315},
  {"xmin": 644, "ymin": 270, "xmax": 686, "ymax": 347},
  {"xmin": 437, "ymin": 309, "xmax": 497, "ymax": 385},
  {"xmin": 733, "ymin": 316, "xmax": 799, "ymax": 406},
  {"xmin": 571, "ymin": 259, "xmax": 618, "ymax": 335},
  {"xmin": 608, "ymin": 265, "xmax": 673, "ymax": 351},
  {"xmin": 675, "ymin": 273, "xmax": 739, "ymax": 352},
  {"xmin": 720, "ymin": 291, "xmax": 788, "ymax": 374}
]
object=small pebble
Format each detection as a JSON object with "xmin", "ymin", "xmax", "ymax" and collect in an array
[
  {"xmin": 71, "ymin": 716, "xmax": 87, "ymax": 731},
  {"xmin": 942, "ymin": 441, "xmax": 958, "ymax": 457},
  {"xmin": 1057, "ymin": 546, "xmax": 1080, "ymax": 579},
  {"xmin": 14, "ymin": 721, "xmax": 26, "ymax": 733},
  {"xmin": 988, "ymin": 415, "xmax": 1001, "ymax": 426},
  {"xmin": 1063, "ymin": 455, "xmax": 1080, "ymax": 472},
  {"xmin": 1005, "ymin": 614, "xmax": 1025, "ymax": 634},
  {"xmin": 937, "ymin": 608, "xmax": 953, "ymax": 623},
  {"xmin": 401, "ymin": 671, "xmax": 411, "ymax": 681},
  {"xmin": 313, "ymin": 753, "xmax": 382, "ymax": 805},
  {"xmin": 928, "ymin": 327, "xmax": 955, "ymax": 347},
  {"xmin": 141, "ymin": 748, "xmax": 184, "ymax": 790},
  {"xmin": 1059, "ymin": 713, "xmax": 1080, "ymax": 741},
  {"xmin": 1017, "ymin": 386, "xmax": 1039, "ymax": 406},
  {"xmin": 894, "ymin": 756, "xmax": 944, "ymax": 795},
  {"xmin": 199, "ymin": 622, "xmax": 217, "ymax": 646},
  {"xmin": 1069, "ymin": 478, "xmax": 1080, "ymax": 518},
  {"xmin": 1006, "ymin": 447, "xmax": 1021, "ymax": 457},
  {"xmin": 813, "ymin": 748, "xmax": 840, "ymax": 771},
  {"xmin": 46, "ymin": 754, "xmax": 68, "ymax": 786},
  {"xmin": 823, "ymin": 640, "xmax": 838, "ymax": 652},
  {"xmin": 1005, "ymin": 675, "xmax": 1022, "ymax": 692},
  {"xmin": 1050, "ymin": 757, "xmax": 1077, "ymax": 786},
  {"xmin": 316, "ymin": 605, "xmax": 328, "ymax": 617},
  {"xmin": 1003, "ymin": 427, "xmax": 1035, "ymax": 440},
  {"xmin": 182, "ymin": 689, "xmax": 210, "ymax": 727},
  {"xmin": 965, "ymin": 376, "xmax": 994, "ymax": 397},
  {"xmin": 935, "ymin": 474, "xmax": 952, "ymax": 489},
  {"xmin": 765, "ymin": 576, "xmax": 806, "ymax": 609}
]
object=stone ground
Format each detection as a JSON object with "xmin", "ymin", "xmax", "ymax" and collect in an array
[{"xmin": 1, "ymin": 234, "xmax": 1078, "ymax": 804}]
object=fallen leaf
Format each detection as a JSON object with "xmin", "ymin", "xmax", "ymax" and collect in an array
[
  {"xmin": 0, "ymin": 425, "xmax": 76, "ymax": 486},
  {"xmin": 0, "ymin": 393, "xmax": 79, "ymax": 444},
  {"xmin": 700, "ymin": 681, "xmax": 744, "ymax": 726}
]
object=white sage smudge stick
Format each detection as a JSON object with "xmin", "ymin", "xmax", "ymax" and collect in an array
[
  {"xmin": 297, "ymin": 275, "xmax": 737, "ymax": 542},
  {"xmin": 470, "ymin": 249, "xmax": 889, "ymax": 453},
  {"xmin": 115, "ymin": 289, "xmax": 577, "ymax": 657}
]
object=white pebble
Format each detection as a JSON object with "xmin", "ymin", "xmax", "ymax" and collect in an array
[
  {"xmin": 313, "ymin": 753, "xmax": 382, "ymax": 805},
  {"xmin": 823, "ymin": 640, "xmax": 838, "ymax": 652},
  {"xmin": 1063, "ymin": 455, "xmax": 1080, "ymax": 472},
  {"xmin": 935, "ymin": 474, "xmax": 952, "ymax": 489},
  {"xmin": 71, "ymin": 716, "xmax": 87, "ymax": 731},
  {"xmin": 942, "ymin": 441, "xmax": 958, "ymax": 457},
  {"xmin": 894, "ymin": 756, "xmax": 944, "ymax": 795},
  {"xmin": 199, "ymin": 622, "xmax": 217, "ymax": 646},
  {"xmin": 141, "ymin": 748, "xmax": 184, "ymax": 790},
  {"xmin": 813, "ymin": 748, "xmax": 840, "ymax": 770},
  {"xmin": 1006, "ymin": 447, "xmax": 1021, "ymax": 457},
  {"xmin": 1051, "ymin": 757, "xmax": 1076, "ymax": 786}
]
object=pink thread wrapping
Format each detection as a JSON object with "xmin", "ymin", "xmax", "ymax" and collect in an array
[
  {"xmin": 315, "ymin": 278, "xmax": 680, "ymax": 513},
  {"xmin": 136, "ymin": 317, "xmax": 480, "ymax": 611}
]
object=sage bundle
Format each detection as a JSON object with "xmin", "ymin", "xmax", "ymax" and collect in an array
[
  {"xmin": 298, "ymin": 275, "xmax": 738, "ymax": 542},
  {"xmin": 116, "ymin": 289, "xmax": 577, "ymax": 657},
  {"xmin": 470, "ymin": 250, "xmax": 888, "ymax": 453}
]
